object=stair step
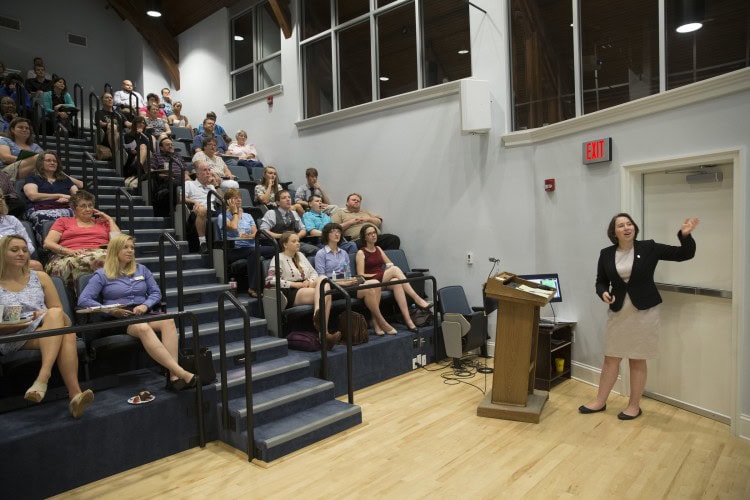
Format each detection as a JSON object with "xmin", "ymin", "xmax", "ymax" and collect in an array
[
  {"xmin": 249, "ymin": 400, "xmax": 362, "ymax": 462},
  {"xmin": 218, "ymin": 357, "xmax": 311, "ymax": 399},
  {"xmin": 192, "ymin": 317, "xmax": 272, "ymax": 344}
]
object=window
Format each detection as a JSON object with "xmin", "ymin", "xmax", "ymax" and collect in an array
[
  {"xmin": 300, "ymin": 0, "xmax": 472, "ymax": 119},
  {"xmin": 230, "ymin": 2, "xmax": 282, "ymax": 100},
  {"xmin": 509, "ymin": 0, "xmax": 749, "ymax": 131}
]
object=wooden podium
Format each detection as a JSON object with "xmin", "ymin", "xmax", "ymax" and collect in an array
[{"xmin": 477, "ymin": 272, "xmax": 555, "ymax": 423}]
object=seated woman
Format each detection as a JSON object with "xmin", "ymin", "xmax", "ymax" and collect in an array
[
  {"xmin": 191, "ymin": 137, "xmax": 238, "ymax": 190},
  {"xmin": 95, "ymin": 92, "xmax": 126, "ymax": 153},
  {"xmin": 42, "ymin": 190, "xmax": 120, "ymax": 289},
  {"xmin": 218, "ymin": 188, "xmax": 275, "ymax": 297},
  {"xmin": 0, "ymin": 235, "xmax": 94, "ymax": 418},
  {"xmin": 167, "ymin": 101, "xmax": 190, "ymax": 128},
  {"xmin": 254, "ymin": 165, "xmax": 303, "ymax": 215},
  {"xmin": 227, "ymin": 130, "xmax": 263, "ymax": 171},
  {"xmin": 265, "ymin": 232, "xmax": 340, "ymax": 349},
  {"xmin": 0, "ymin": 198, "xmax": 42, "ymax": 271},
  {"xmin": 144, "ymin": 103, "xmax": 171, "ymax": 145},
  {"xmin": 77, "ymin": 235, "xmax": 196, "ymax": 390},
  {"xmin": 315, "ymin": 222, "xmax": 396, "ymax": 335},
  {"xmin": 356, "ymin": 223, "xmax": 432, "ymax": 333},
  {"xmin": 23, "ymin": 151, "xmax": 83, "ymax": 236},
  {"xmin": 43, "ymin": 76, "xmax": 76, "ymax": 132},
  {"xmin": 0, "ymin": 117, "xmax": 43, "ymax": 181},
  {"xmin": 122, "ymin": 116, "xmax": 150, "ymax": 179}
]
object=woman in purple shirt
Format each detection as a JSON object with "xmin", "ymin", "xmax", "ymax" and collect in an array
[{"xmin": 78, "ymin": 234, "xmax": 195, "ymax": 390}]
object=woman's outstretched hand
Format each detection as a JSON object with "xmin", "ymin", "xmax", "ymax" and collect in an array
[
  {"xmin": 601, "ymin": 291, "xmax": 615, "ymax": 304},
  {"xmin": 681, "ymin": 217, "xmax": 700, "ymax": 236}
]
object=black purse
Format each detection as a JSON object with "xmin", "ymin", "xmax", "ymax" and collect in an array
[{"xmin": 179, "ymin": 347, "xmax": 217, "ymax": 386}]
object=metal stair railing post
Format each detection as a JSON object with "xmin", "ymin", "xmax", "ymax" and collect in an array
[
  {"xmin": 103, "ymin": 82, "xmax": 112, "ymax": 95},
  {"xmin": 31, "ymin": 100, "xmax": 47, "ymax": 150},
  {"xmin": 72, "ymin": 83, "xmax": 83, "ymax": 139},
  {"xmin": 0, "ymin": 310, "xmax": 206, "ymax": 447},
  {"xmin": 217, "ymin": 292, "xmax": 256, "ymax": 461},
  {"xmin": 110, "ymin": 114, "xmax": 123, "ymax": 176},
  {"xmin": 114, "ymin": 186, "xmax": 135, "ymax": 235},
  {"xmin": 318, "ymin": 278, "xmax": 354, "ymax": 403},
  {"xmin": 87, "ymin": 92, "xmax": 100, "ymax": 152},
  {"xmin": 80, "ymin": 151, "xmax": 99, "ymax": 197},
  {"xmin": 167, "ymin": 168, "xmax": 187, "ymax": 239},
  {"xmin": 206, "ymin": 190, "xmax": 228, "ymax": 275},
  {"xmin": 254, "ymin": 230, "xmax": 280, "ymax": 321},
  {"xmin": 158, "ymin": 232, "xmax": 185, "ymax": 313}
]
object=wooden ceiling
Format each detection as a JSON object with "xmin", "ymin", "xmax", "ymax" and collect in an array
[{"xmin": 107, "ymin": 0, "xmax": 291, "ymax": 89}]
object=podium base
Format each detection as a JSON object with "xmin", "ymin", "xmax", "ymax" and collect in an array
[{"xmin": 476, "ymin": 390, "xmax": 549, "ymax": 423}]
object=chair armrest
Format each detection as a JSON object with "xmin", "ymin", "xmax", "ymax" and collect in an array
[
  {"xmin": 471, "ymin": 306, "xmax": 485, "ymax": 313},
  {"xmin": 411, "ymin": 267, "xmax": 429, "ymax": 273}
]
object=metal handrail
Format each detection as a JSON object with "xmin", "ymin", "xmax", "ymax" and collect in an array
[
  {"xmin": 72, "ymin": 83, "xmax": 83, "ymax": 138},
  {"xmin": 114, "ymin": 186, "xmax": 135, "ymax": 234},
  {"xmin": 158, "ymin": 232, "xmax": 185, "ymax": 313},
  {"xmin": 103, "ymin": 82, "xmax": 112, "ymax": 95},
  {"xmin": 88, "ymin": 91, "xmax": 100, "ymax": 151},
  {"xmin": 53, "ymin": 119, "xmax": 70, "ymax": 175},
  {"xmin": 254, "ymin": 230, "xmax": 280, "ymax": 320},
  {"xmin": 0, "ymin": 310, "xmax": 206, "ymax": 447},
  {"xmin": 80, "ymin": 151, "xmax": 99, "ymax": 196},
  {"xmin": 216, "ymin": 292, "xmax": 256, "ymax": 461},
  {"xmin": 166, "ymin": 162, "xmax": 187, "ymax": 238},
  {"xmin": 206, "ymin": 190, "xmax": 228, "ymax": 272},
  {"xmin": 31, "ymin": 100, "xmax": 46, "ymax": 148}
]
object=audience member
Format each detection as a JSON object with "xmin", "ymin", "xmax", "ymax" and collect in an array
[
  {"xmin": 294, "ymin": 167, "xmax": 337, "ymax": 214},
  {"xmin": 24, "ymin": 57, "xmax": 51, "ymax": 80},
  {"xmin": 265, "ymin": 231, "xmax": 340, "ymax": 349},
  {"xmin": 122, "ymin": 116, "xmax": 150, "ymax": 178},
  {"xmin": 23, "ymin": 151, "xmax": 83, "ymax": 236},
  {"xmin": 160, "ymin": 88, "xmax": 174, "ymax": 117},
  {"xmin": 0, "ymin": 170, "xmax": 24, "ymax": 217},
  {"xmin": 24, "ymin": 64, "xmax": 52, "ymax": 96},
  {"xmin": 0, "ymin": 74, "xmax": 31, "ymax": 112},
  {"xmin": 314, "ymin": 222, "xmax": 395, "ymax": 335},
  {"xmin": 167, "ymin": 101, "xmax": 190, "ymax": 128},
  {"xmin": 227, "ymin": 130, "xmax": 262, "ymax": 170},
  {"xmin": 259, "ymin": 190, "xmax": 317, "ymax": 256},
  {"xmin": 113, "ymin": 79, "xmax": 145, "ymax": 111},
  {"xmin": 43, "ymin": 76, "xmax": 76, "ymax": 131},
  {"xmin": 191, "ymin": 137, "xmax": 238, "ymax": 190},
  {"xmin": 0, "ymin": 234, "xmax": 94, "ymax": 418},
  {"xmin": 144, "ymin": 103, "xmax": 171, "ymax": 144},
  {"xmin": 43, "ymin": 190, "xmax": 120, "ymax": 289},
  {"xmin": 332, "ymin": 193, "xmax": 400, "ymax": 249},
  {"xmin": 0, "ymin": 117, "xmax": 43, "ymax": 181},
  {"xmin": 184, "ymin": 162, "xmax": 222, "ymax": 254},
  {"xmin": 95, "ymin": 92, "xmax": 126, "ymax": 151},
  {"xmin": 254, "ymin": 165, "xmax": 281, "ymax": 208},
  {"xmin": 197, "ymin": 111, "xmax": 230, "ymax": 140},
  {"xmin": 302, "ymin": 194, "xmax": 356, "ymax": 253},
  {"xmin": 149, "ymin": 137, "xmax": 190, "ymax": 216},
  {"xmin": 0, "ymin": 198, "xmax": 43, "ymax": 270},
  {"xmin": 138, "ymin": 92, "xmax": 167, "ymax": 118},
  {"xmin": 192, "ymin": 117, "xmax": 227, "ymax": 154},
  {"xmin": 77, "ymin": 234, "xmax": 196, "ymax": 390},
  {"xmin": 357, "ymin": 223, "xmax": 432, "ymax": 332},
  {"xmin": 218, "ymin": 188, "xmax": 275, "ymax": 297},
  {"xmin": 1, "ymin": 96, "xmax": 19, "ymax": 133}
]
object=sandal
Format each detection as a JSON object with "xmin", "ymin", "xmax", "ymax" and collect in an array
[
  {"xmin": 247, "ymin": 288, "xmax": 258, "ymax": 298},
  {"xmin": 24, "ymin": 380, "xmax": 48, "ymax": 403},
  {"xmin": 69, "ymin": 389, "xmax": 94, "ymax": 418}
]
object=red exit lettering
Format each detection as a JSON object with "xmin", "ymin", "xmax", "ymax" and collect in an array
[{"xmin": 586, "ymin": 140, "xmax": 605, "ymax": 161}]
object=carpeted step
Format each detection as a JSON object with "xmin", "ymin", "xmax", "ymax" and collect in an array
[
  {"xmin": 139, "ymin": 253, "xmax": 208, "ymax": 272},
  {"xmin": 134, "ymin": 239, "xmax": 188, "ymax": 257},
  {"xmin": 130, "ymin": 227, "xmax": 176, "ymax": 243},
  {"xmin": 161, "ymin": 282, "xmax": 232, "ymax": 308},
  {"xmin": 218, "ymin": 357, "xmax": 311, "ymax": 400},
  {"xmin": 167, "ymin": 301, "xmax": 263, "ymax": 336},
  {"xmin": 100, "ymin": 204, "xmax": 154, "ymax": 217},
  {"xmin": 249, "ymin": 399, "xmax": 362, "ymax": 462},
  {"xmin": 189, "ymin": 316, "xmax": 271, "ymax": 345}
]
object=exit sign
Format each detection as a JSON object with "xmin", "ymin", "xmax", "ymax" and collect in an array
[{"xmin": 582, "ymin": 137, "xmax": 612, "ymax": 164}]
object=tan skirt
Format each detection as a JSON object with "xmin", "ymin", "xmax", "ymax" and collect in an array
[{"xmin": 604, "ymin": 294, "xmax": 660, "ymax": 359}]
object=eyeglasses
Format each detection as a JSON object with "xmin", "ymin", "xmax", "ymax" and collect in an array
[
  {"xmin": 76, "ymin": 203, "xmax": 95, "ymax": 209},
  {"xmin": 14, "ymin": 125, "xmax": 30, "ymax": 130}
]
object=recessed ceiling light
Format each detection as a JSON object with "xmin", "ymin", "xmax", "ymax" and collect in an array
[
  {"xmin": 379, "ymin": 76, "xmax": 390, "ymax": 82},
  {"xmin": 676, "ymin": 22, "xmax": 702, "ymax": 33},
  {"xmin": 457, "ymin": 49, "xmax": 469, "ymax": 55},
  {"xmin": 234, "ymin": 35, "xmax": 244, "ymax": 41},
  {"xmin": 146, "ymin": 10, "xmax": 161, "ymax": 17}
]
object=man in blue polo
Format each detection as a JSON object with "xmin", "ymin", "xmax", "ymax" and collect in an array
[{"xmin": 302, "ymin": 194, "xmax": 356, "ymax": 252}]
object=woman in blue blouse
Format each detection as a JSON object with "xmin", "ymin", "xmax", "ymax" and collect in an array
[{"xmin": 78, "ymin": 234, "xmax": 195, "ymax": 390}]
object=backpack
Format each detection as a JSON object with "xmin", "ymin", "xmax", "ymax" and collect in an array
[
  {"xmin": 410, "ymin": 308, "xmax": 434, "ymax": 327},
  {"xmin": 337, "ymin": 311, "xmax": 369, "ymax": 345}
]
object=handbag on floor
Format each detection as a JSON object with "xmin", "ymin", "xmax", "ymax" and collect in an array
[
  {"xmin": 337, "ymin": 311, "xmax": 369, "ymax": 345},
  {"xmin": 179, "ymin": 347, "xmax": 216, "ymax": 385},
  {"xmin": 410, "ymin": 308, "xmax": 434, "ymax": 327},
  {"xmin": 287, "ymin": 331, "xmax": 322, "ymax": 351}
]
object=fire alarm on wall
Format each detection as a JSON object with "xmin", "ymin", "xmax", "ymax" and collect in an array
[
  {"xmin": 267, "ymin": 95, "xmax": 273, "ymax": 105},
  {"xmin": 544, "ymin": 178, "xmax": 555, "ymax": 192}
]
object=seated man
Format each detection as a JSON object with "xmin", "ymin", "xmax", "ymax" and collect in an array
[
  {"xmin": 149, "ymin": 137, "xmax": 190, "ymax": 216},
  {"xmin": 184, "ymin": 161, "xmax": 222, "ymax": 254},
  {"xmin": 191, "ymin": 137, "xmax": 238, "ymax": 190},
  {"xmin": 24, "ymin": 64, "xmax": 51, "ymax": 98},
  {"xmin": 259, "ymin": 190, "xmax": 318, "ymax": 256},
  {"xmin": 24, "ymin": 57, "xmax": 52, "ymax": 80},
  {"xmin": 294, "ymin": 167, "xmax": 338, "ymax": 215},
  {"xmin": 138, "ymin": 92, "xmax": 167, "ymax": 118},
  {"xmin": 302, "ymin": 194, "xmax": 357, "ymax": 253},
  {"xmin": 192, "ymin": 117, "xmax": 227, "ymax": 154},
  {"xmin": 113, "ymin": 79, "xmax": 145, "ymax": 111},
  {"xmin": 332, "ymin": 193, "xmax": 400, "ymax": 250},
  {"xmin": 196, "ymin": 111, "xmax": 230, "ymax": 142},
  {"xmin": 160, "ymin": 87, "xmax": 174, "ymax": 117}
]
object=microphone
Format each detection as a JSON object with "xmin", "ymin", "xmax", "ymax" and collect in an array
[{"xmin": 488, "ymin": 257, "xmax": 500, "ymax": 263}]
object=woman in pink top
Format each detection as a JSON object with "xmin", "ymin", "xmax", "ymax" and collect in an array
[{"xmin": 43, "ymin": 190, "xmax": 120, "ymax": 289}]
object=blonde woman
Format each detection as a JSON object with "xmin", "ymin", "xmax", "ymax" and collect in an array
[
  {"xmin": 77, "ymin": 234, "xmax": 195, "ymax": 390},
  {"xmin": 0, "ymin": 235, "xmax": 94, "ymax": 417}
]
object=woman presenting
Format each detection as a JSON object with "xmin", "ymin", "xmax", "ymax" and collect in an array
[{"xmin": 579, "ymin": 214, "xmax": 699, "ymax": 420}]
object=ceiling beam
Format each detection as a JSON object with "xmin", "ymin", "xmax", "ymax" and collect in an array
[
  {"xmin": 269, "ymin": 0, "xmax": 292, "ymax": 39},
  {"xmin": 108, "ymin": 0, "xmax": 181, "ymax": 90}
]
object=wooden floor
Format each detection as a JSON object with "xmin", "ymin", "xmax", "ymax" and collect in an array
[{"xmin": 57, "ymin": 359, "xmax": 750, "ymax": 499}]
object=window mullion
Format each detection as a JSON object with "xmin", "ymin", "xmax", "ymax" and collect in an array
[
  {"xmin": 331, "ymin": 0, "xmax": 339, "ymax": 111},
  {"xmin": 414, "ymin": 0, "xmax": 423, "ymax": 90},
  {"xmin": 371, "ymin": 10, "xmax": 378, "ymax": 100},
  {"xmin": 573, "ymin": 0, "xmax": 583, "ymax": 117}
]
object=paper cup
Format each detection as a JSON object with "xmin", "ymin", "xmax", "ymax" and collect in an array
[
  {"xmin": 554, "ymin": 357, "xmax": 565, "ymax": 373},
  {"xmin": 4, "ymin": 304, "xmax": 22, "ymax": 322}
]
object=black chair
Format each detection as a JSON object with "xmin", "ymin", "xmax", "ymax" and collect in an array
[
  {"xmin": 437, "ymin": 285, "xmax": 489, "ymax": 368},
  {"xmin": 385, "ymin": 249, "xmax": 429, "ymax": 298}
]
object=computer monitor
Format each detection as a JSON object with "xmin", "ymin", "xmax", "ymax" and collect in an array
[{"xmin": 518, "ymin": 273, "xmax": 562, "ymax": 303}]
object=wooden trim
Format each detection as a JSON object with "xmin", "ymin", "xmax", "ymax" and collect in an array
[{"xmin": 268, "ymin": 0, "xmax": 292, "ymax": 39}]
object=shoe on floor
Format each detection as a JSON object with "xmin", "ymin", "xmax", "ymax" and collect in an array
[
  {"xmin": 578, "ymin": 404, "xmax": 606, "ymax": 414},
  {"xmin": 617, "ymin": 408, "xmax": 642, "ymax": 420},
  {"xmin": 69, "ymin": 389, "xmax": 95, "ymax": 418},
  {"xmin": 199, "ymin": 242, "xmax": 208, "ymax": 254}
]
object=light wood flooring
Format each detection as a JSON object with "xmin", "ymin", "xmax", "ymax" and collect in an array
[{"xmin": 57, "ymin": 359, "xmax": 750, "ymax": 499}]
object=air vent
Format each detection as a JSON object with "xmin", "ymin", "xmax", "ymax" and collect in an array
[
  {"xmin": 67, "ymin": 33, "xmax": 87, "ymax": 47},
  {"xmin": 0, "ymin": 16, "xmax": 21, "ymax": 31}
]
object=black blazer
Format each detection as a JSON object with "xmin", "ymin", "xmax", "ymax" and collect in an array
[{"xmin": 596, "ymin": 231, "xmax": 696, "ymax": 312}]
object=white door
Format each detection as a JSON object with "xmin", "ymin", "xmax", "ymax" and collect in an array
[{"xmin": 640, "ymin": 163, "xmax": 733, "ymax": 422}]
